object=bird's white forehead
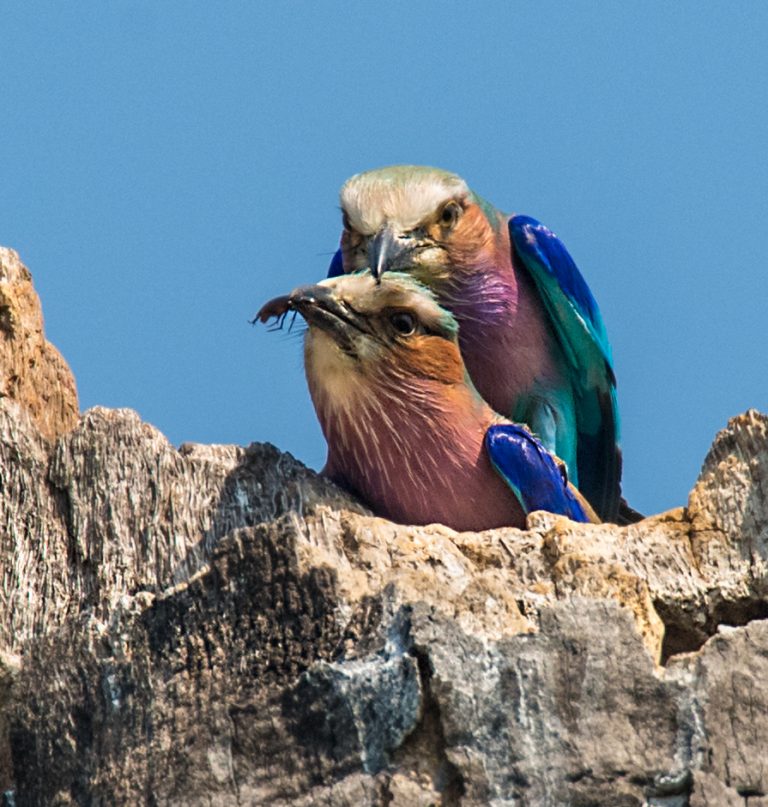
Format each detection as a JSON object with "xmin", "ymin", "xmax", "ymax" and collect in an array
[{"xmin": 340, "ymin": 166, "xmax": 469, "ymax": 235}]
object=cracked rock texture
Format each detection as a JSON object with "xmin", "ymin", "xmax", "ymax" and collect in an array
[{"xmin": 2, "ymin": 252, "xmax": 768, "ymax": 806}]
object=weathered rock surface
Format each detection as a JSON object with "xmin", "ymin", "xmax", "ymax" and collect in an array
[
  {"xmin": 1, "ymin": 253, "xmax": 768, "ymax": 805},
  {"xmin": 0, "ymin": 248, "xmax": 79, "ymax": 441}
]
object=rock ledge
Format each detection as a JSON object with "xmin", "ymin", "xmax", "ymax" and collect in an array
[{"xmin": 2, "ymin": 251, "xmax": 768, "ymax": 806}]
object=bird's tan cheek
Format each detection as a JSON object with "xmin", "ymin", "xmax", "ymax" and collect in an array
[
  {"xmin": 304, "ymin": 330, "xmax": 368, "ymax": 410},
  {"xmin": 305, "ymin": 330, "xmax": 349, "ymax": 380}
]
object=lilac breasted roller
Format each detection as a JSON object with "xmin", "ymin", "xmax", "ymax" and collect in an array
[
  {"xmin": 326, "ymin": 165, "xmax": 632, "ymax": 523},
  {"xmin": 257, "ymin": 273, "xmax": 597, "ymax": 532}
]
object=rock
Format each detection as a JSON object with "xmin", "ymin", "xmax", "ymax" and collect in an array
[
  {"xmin": 2, "ymin": 250, "xmax": 768, "ymax": 805},
  {"xmin": 0, "ymin": 248, "xmax": 79, "ymax": 441}
]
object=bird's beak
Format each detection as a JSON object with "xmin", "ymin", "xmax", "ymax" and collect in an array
[
  {"xmin": 287, "ymin": 284, "xmax": 369, "ymax": 346},
  {"xmin": 369, "ymin": 225, "xmax": 409, "ymax": 283}
]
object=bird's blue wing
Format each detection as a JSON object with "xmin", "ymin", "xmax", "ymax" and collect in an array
[
  {"xmin": 510, "ymin": 215, "xmax": 612, "ymax": 368},
  {"xmin": 509, "ymin": 215, "xmax": 621, "ymax": 522},
  {"xmin": 327, "ymin": 248, "xmax": 345, "ymax": 278},
  {"xmin": 485, "ymin": 423, "xmax": 590, "ymax": 522}
]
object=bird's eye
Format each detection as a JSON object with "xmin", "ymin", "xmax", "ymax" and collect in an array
[
  {"xmin": 439, "ymin": 201, "xmax": 462, "ymax": 228},
  {"xmin": 342, "ymin": 210, "xmax": 353, "ymax": 231},
  {"xmin": 389, "ymin": 311, "xmax": 417, "ymax": 336}
]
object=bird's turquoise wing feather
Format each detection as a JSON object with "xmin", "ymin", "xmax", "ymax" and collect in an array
[
  {"xmin": 509, "ymin": 215, "xmax": 620, "ymax": 522},
  {"xmin": 485, "ymin": 423, "xmax": 589, "ymax": 522}
]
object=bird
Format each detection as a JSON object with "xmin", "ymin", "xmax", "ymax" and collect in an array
[
  {"xmin": 257, "ymin": 272, "xmax": 597, "ymax": 532},
  {"xmin": 326, "ymin": 165, "xmax": 629, "ymax": 523}
]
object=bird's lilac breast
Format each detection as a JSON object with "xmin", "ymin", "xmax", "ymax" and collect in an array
[
  {"xmin": 317, "ymin": 380, "xmax": 525, "ymax": 532},
  {"xmin": 444, "ymin": 259, "xmax": 566, "ymax": 419}
]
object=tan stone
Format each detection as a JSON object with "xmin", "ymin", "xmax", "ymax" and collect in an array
[{"xmin": 0, "ymin": 247, "xmax": 78, "ymax": 440}]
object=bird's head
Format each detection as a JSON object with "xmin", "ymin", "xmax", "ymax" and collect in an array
[
  {"xmin": 338, "ymin": 165, "xmax": 500, "ymax": 286},
  {"xmin": 258, "ymin": 272, "xmax": 466, "ymax": 406}
]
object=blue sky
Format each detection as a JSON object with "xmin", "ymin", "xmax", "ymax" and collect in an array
[{"xmin": 2, "ymin": 3, "xmax": 767, "ymax": 515}]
